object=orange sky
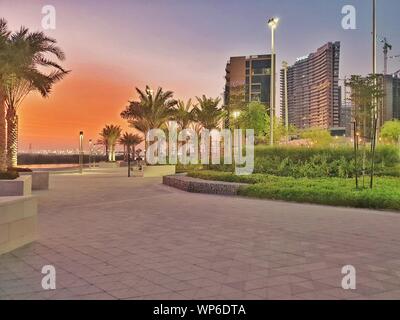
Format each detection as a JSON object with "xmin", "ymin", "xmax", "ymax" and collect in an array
[{"xmin": 18, "ymin": 64, "xmax": 136, "ymax": 151}]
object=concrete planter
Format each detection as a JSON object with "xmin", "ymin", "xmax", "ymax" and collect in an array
[
  {"xmin": 0, "ymin": 196, "xmax": 37, "ymax": 255},
  {"xmin": 0, "ymin": 175, "xmax": 32, "ymax": 197},
  {"xmin": 98, "ymin": 161, "xmax": 120, "ymax": 168},
  {"xmin": 20, "ymin": 171, "xmax": 50, "ymax": 190},
  {"xmin": 163, "ymin": 174, "xmax": 246, "ymax": 195},
  {"xmin": 143, "ymin": 165, "xmax": 176, "ymax": 177}
]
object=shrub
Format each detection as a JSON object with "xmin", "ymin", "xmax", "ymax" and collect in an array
[
  {"xmin": 252, "ymin": 145, "xmax": 399, "ymax": 178},
  {"xmin": 187, "ymin": 170, "xmax": 400, "ymax": 211}
]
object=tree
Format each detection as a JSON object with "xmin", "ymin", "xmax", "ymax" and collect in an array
[
  {"xmin": 380, "ymin": 120, "xmax": 400, "ymax": 143},
  {"xmin": 0, "ymin": 19, "xmax": 10, "ymax": 172},
  {"xmin": 120, "ymin": 86, "xmax": 177, "ymax": 155},
  {"xmin": 237, "ymin": 101, "xmax": 266, "ymax": 142},
  {"xmin": 100, "ymin": 125, "xmax": 122, "ymax": 162},
  {"xmin": 173, "ymin": 99, "xmax": 195, "ymax": 130},
  {"xmin": 346, "ymin": 74, "xmax": 385, "ymax": 188},
  {"xmin": 346, "ymin": 75, "xmax": 383, "ymax": 142},
  {"xmin": 119, "ymin": 132, "xmax": 143, "ymax": 177},
  {"xmin": 192, "ymin": 95, "xmax": 224, "ymax": 164},
  {"xmin": 193, "ymin": 95, "xmax": 224, "ymax": 130},
  {"xmin": 2, "ymin": 21, "xmax": 68, "ymax": 168}
]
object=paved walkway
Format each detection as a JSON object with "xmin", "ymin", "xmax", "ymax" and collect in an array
[{"xmin": 1, "ymin": 168, "xmax": 400, "ymax": 300}]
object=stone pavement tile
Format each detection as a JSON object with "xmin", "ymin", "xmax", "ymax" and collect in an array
[
  {"xmin": 293, "ymin": 292, "xmax": 339, "ymax": 300},
  {"xmin": 317, "ymin": 288, "xmax": 363, "ymax": 300},
  {"xmin": 134, "ymin": 284, "xmax": 171, "ymax": 296},
  {"xmin": 185, "ymin": 278, "xmax": 220, "ymax": 288},
  {"xmin": 171, "ymin": 272, "xmax": 203, "ymax": 281},
  {"xmin": 161, "ymin": 280, "xmax": 196, "ymax": 291},
  {"xmin": 78, "ymin": 292, "xmax": 116, "ymax": 300},
  {"xmin": 262, "ymin": 275, "xmax": 310, "ymax": 287},
  {"xmin": 91, "ymin": 281, "xmax": 129, "ymax": 292},
  {"xmin": 134, "ymin": 292, "xmax": 188, "ymax": 300},
  {"xmin": 68, "ymin": 284, "xmax": 104, "ymax": 296},
  {"xmin": 289, "ymin": 281, "xmax": 315, "ymax": 295},
  {"xmin": 368, "ymin": 290, "xmax": 400, "ymax": 300},
  {"xmin": 107, "ymin": 288, "xmax": 143, "ymax": 299},
  {"xmin": 177, "ymin": 286, "xmax": 224, "ymax": 299},
  {"xmin": 247, "ymin": 286, "xmax": 293, "ymax": 300}
]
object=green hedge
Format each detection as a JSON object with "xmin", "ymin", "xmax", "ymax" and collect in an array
[
  {"xmin": 207, "ymin": 145, "xmax": 400, "ymax": 178},
  {"xmin": 187, "ymin": 170, "xmax": 400, "ymax": 211}
]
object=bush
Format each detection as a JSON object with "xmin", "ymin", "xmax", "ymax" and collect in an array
[
  {"xmin": 252, "ymin": 145, "xmax": 399, "ymax": 178},
  {"xmin": 187, "ymin": 170, "xmax": 400, "ymax": 211},
  {"xmin": 0, "ymin": 171, "xmax": 19, "ymax": 180}
]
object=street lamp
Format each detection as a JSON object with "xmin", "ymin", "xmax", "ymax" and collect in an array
[
  {"xmin": 268, "ymin": 17, "xmax": 279, "ymax": 146},
  {"xmin": 79, "ymin": 131, "xmax": 84, "ymax": 174},
  {"xmin": 89, "ymin": 139, "xmax": 93, "ymax": 168},
  {"xmin": 232, "ymin": 111, "xmax": 241, "ymax": 120}
]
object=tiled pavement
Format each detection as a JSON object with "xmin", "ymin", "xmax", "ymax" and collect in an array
[{"xmin": 1, "ymin": 168, "xmax": 400, "ymax": 300}]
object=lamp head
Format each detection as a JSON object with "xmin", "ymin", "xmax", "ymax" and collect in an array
[{"xmin": 268, "ymin": 17, "xmax": 279, "ymax": 29}]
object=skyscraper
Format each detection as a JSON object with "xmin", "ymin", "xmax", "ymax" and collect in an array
[
  {"xmin": 280, "ymin": 42, "xmax": 341, "ymax": 130},
  {"xmin": 224, "ymin": 55, "xmax": 272, "ymax": 109},
  {"xmin": 382, "ymin": 74, "xmax": 400, "ymax": 121}
]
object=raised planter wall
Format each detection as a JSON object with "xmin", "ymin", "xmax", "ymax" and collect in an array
[
  {"xmin": 20, "ymin": 171, "xmax": 50, "ymax": 190},
  {"xmin": 143, "ymin": 165, "xmax": 176, "ymax": 178},
  {"xmin": 0, "ymin": 196, "xmax": 37, "ymax": 255},
  {"xmin": 0, "ymin": 176, "xmax": 32, "ymax": 197},
  {"xmin": 163, "ymin": 174, "xmax": 246, "ymax": 196}
]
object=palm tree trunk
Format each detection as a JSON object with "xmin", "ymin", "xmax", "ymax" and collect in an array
[
  {"xmin": 0, "ymin": 90, "xmax": 7, "ymax": 172},
  {"xmin": 111, "ymin": 145, "xmax": 116, "ymax": 162},
  {"xmin": 127, "ymin": 144, "xmax": 131, "ymax": 177},
  {"xmin": 6, "ymin": 109, "xmax": 18, "ymax": 168}
]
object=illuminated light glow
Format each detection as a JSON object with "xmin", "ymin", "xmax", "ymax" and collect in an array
[{"xmin": 296, "ymin": 55, "xmax": 310, "ymax": 62}]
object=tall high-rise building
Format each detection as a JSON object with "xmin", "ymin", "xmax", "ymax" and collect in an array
[
  {"xmin": 280, "ymin": 42, "xmax": 341, "ymax": 130},
  {"xmin": 382, "ymin": 74, "xmax": 400, "ymax": 121},
  {"xmin": 224, "ymin": 55, "xmax": 272, "ymax": 109}
]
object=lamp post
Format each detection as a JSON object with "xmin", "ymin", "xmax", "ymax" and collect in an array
[
  {"xmin": 282, "ymin": 60, "xmax": 289, "ymax": 142},
  {"xmin": 89, "ymin": 139, "xmax": 93, "ymax": 168},
  {"xmin": 79, "ymin": 131, "xmax": 84, "ymax": 174},
  {"xmin": 268, "ymin": 17, "xmax": 279, "ymax": 146}
]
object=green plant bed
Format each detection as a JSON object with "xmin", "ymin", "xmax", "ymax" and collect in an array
[
  {"xmin": 0, "ymin": 171, "xmax": 20, "ymax": 180},
  {"xmin": 187, "ymin": 170, "xmax": 400, "ymax": 211},
  {"xmin": 201, "ymin": 145, "xmax": 400, "ymax": 178}
]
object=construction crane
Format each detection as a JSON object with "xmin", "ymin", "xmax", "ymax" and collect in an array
[{"xmin": 379, "ymin": 37, "xmax": 392, "ymax": 75}]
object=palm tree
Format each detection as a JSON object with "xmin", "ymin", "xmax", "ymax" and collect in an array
[
  {"xmin": 2, "ymin": 20, "xmax": 69, "ymax": 168},
  {"xmin": 0, "ymin": 19, "xmax": 10, "ymax": 172},
  {"xmin": 173, "ymin": 99, "xmax": 194, "ymax": 130},
  {"xmin": 193, "ymin": 95, "xmax": 224, "ymax": 164},
  {"xmin": 100, "ymin": 125, "xmax": 122, "ymax": 162},
  {"xmin": 119, "ymin": 132, "xmax": 143, "ymax": 176},
  {"xmin": 120, "ymin": 86, "xmax": 177, "ymax": 159}
]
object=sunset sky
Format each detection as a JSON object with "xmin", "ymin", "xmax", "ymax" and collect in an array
[{"xmin": 1, "ymin": 0, "xmax": 400, "ymax": 151}]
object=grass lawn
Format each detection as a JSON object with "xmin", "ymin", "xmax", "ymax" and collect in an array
[{"xmin": 187, "ymin": 171, "xmax": 400, "ymax": 211}]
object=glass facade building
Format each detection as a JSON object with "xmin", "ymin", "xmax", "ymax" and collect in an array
[
  {"xmin": 280, "ymin": 42, "xmax": 341, "ymax": 130},
  {"xmin": 224, "ymin": 54, "xmax": 272, "ymax": 108}
]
